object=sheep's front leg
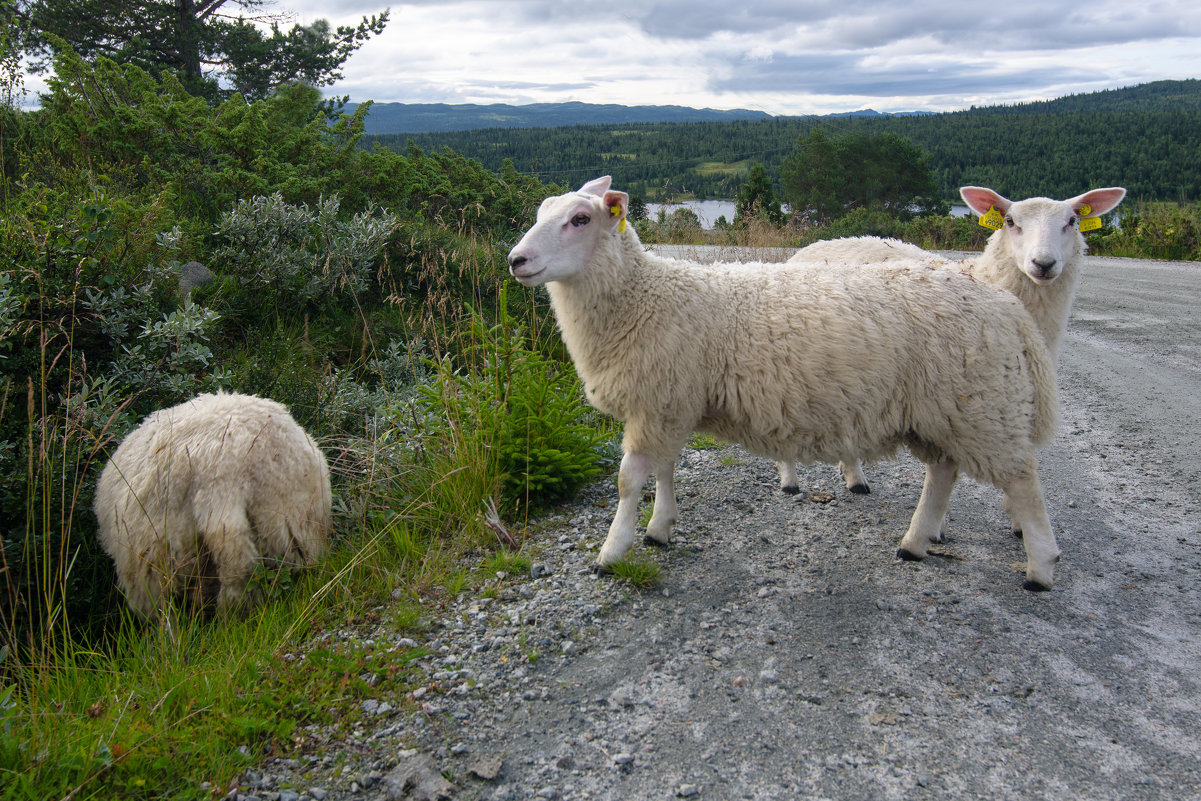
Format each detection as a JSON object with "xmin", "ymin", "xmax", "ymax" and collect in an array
[
  {"xmin": 598, "ymin": 451, "xmax": 653, "ymax": 566},
  {"xmin": 1003, "ymin": 471, "xmax": 1060, "ymax": 591},
  {"xmin": 896, "ymin": 459, "xmax": 957, "ymax": 561},
  {"xmin": 645, "ymin": 457, "xmax": 677, "ymax": 545},
  {"xmin": 776, "ymin": 460, "xmax": 800, "ymax": 495}
]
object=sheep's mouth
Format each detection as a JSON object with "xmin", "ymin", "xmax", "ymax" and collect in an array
[
  {"xmin": 1026, "ymin": 270, "xmax": 1059, "ymax": 285},
  {"xmin": 510, "ymin": 264, "xmax": 546, "ymax": 284}
]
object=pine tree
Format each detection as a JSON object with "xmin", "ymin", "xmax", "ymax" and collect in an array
[
  {"xmin": 733, "ymin": 162, "xmax": 785, "ymax": 227},
  {"xmin": 12, "ymin": 0, "xmax": 388, "ymax": 101},
  {"xmin": 780, "ymin": 129, "xmax": 946, "ymax": 222}
]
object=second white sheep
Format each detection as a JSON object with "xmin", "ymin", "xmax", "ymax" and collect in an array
[{"xmin": 783, "ymin": 184, "xmax": 1126, "ymax": 497}]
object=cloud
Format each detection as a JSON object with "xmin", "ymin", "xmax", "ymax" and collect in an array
[
  {"xmin": 251, "ymin": 0, "xmax": 1201, "ymax": 114},
  {"xmin": 712, "ymin": 53, "xmax": 1092, "ymax": 99}
]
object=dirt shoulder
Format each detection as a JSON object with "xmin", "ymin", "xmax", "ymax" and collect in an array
[{"xmin": 255, "ymin": 256, "xmax": 1201, "ymax": 801}]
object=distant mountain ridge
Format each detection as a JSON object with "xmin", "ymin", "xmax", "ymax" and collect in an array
[
  {"xmin": 347, "ymin": 100, "xmax": 938, "ymax": 135},
  {"xmin": 349, "ymin": 79, "xmax": 1200, "ymax": 135},
  {"xmin": 346, "ymin": 101, "xmax": 768, "ymax": 134}
]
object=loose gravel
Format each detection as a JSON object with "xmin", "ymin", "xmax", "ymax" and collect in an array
[{"xmin": 237, "ymin": 256, "xmax": 1201, "ymax": 801}]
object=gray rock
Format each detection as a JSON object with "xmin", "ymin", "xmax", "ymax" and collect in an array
[
  {"xmin": 383, "ymin": 752, "xmax": 454, "ymax": 800},
  {"xmin": 179, "ymin": 260, "xmax": 214, "ymax": 296}
]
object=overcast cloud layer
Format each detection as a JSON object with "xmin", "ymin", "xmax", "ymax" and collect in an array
[{"xmin": 33, "ymin": 0, "xmax": 1199, "ymax": 114}]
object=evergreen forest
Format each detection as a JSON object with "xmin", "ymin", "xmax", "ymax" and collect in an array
[{"xmin": 375, "ymin": 79, "xmax": 1201, "ymax": 203}]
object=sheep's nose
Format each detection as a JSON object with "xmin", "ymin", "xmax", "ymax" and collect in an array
[
  {"xmin": 508, "ymin": 254, "xmax": 528, "ymax": 270},
  {"xmin": 1032, "ymin": 258, "xmax": 1056, "ymax": 277}
]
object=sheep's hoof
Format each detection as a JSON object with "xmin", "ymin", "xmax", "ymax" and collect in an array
[
  {"xmin": 896, "ymin": 548, "xmax": 923, "ymax": 562},
  {"xmin": 781, "ymin": 484, "xmax": 800, "ymax": 496},
  {"xmin": 1021, "ymin": 579, "xmax": 1052, "ymax": 592},
  {"xmin": 643, "ymin": 535, "xmax": 672, "ymax": 549},
  {"xmin": 592, "ymin": 562, "xmax": 615, "ymax": 575},
  {"xmin": 930, "ymin": 529, "xmax": 945, "ymax": 544},
  {"xmin": 849, "ymin": 483, "xmax": 870, "ymax": 495},
  {"xmin": 1012, "ymin": 527, "xmax": 1024, "ymax": 538}
]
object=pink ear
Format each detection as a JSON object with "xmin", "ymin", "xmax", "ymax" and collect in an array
[
  {"xmin": 603, "ymin": 190, "xmax": 629, "ymax": 228},
  {"xmin": 579, "ymin": 176, "xmax": 613, "ymax": 197},
  {"xmin": 960, "ymin": 186, "xmax": 1010, "ymax": 215},
  {"xmin": 1069, "ymin": 187, "xmax": 1126, "ymax": 216}
]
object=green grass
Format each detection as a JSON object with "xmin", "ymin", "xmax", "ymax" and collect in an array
[
  {"xmin": 604, "ymin": 555, "xmax": 662, "ymax": 588},
  {"xmin": 0, "ymin": 521, "xmax": 444, "ymax": 800},
  {"xmin": 481, "ymin": 548, "xmax": 533, "ymax": 577},
  {"xmin": 694, "ymin": 159, "xmax": 751, "ymax": 177},
  {"xmin": 688, "ymin": 432, "xmax": 725, "ymax": 450}
]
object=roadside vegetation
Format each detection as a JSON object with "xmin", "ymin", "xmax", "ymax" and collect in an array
[{"xmin": 0, "ymin": 47, "xmax": 617, "ymax": 800}]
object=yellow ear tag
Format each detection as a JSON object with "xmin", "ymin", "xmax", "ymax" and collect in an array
[
  {"xmin": 610, "ymin": 204, "xmax": 626, "ymax": 233},
  {"xmin": 1079, "ymin": 216, "xmax": 1102, "ymax": 232},
  {"xmin": 1078, "ymin": 204, "xmax": 1092, "ymax": 216},
  {"xmin": 979, "ymin": 206, "xmax": 1004, "ymax": 230}
]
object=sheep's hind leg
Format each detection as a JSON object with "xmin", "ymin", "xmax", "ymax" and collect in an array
[
  {"xmin": 1003, "ymin": 471, "xmax": 1060, "ymax": 591},
  {"xmin": 896, "ymin": 459, "xmax": 957, "ymax": 561},
  {"xmin": 198, "ymin": 504, "xmax": 262, "ymax": 614},
  {"xmin": 839, "ymin": 458, "xmax": 871, "ymax": 494},
  {"xmin": 777, "ymin": 461, "xmax": 800, "ymax": 495},
  {"xmin": 598, "ymin": 451, "xmax": 654, "ymax": 567},
  {"xmin": 645, "ymin": 457, "xmax": 678, "ymax": 546}
]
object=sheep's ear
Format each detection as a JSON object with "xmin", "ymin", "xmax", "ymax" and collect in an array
[
  {"xmin": 579, "ymin": 176, "xmax": 613, "ymax": 197},
  {"xmin": 603, "ymin": 190, "xmax": 629, "ymax": 232},
  {"xmin": 1068, "ymin": 187, "xmax": 1126, "ymax": 216},
  {"xmin": 960, "ymin": 186, "xmax": 1010, "ymax": 215}
]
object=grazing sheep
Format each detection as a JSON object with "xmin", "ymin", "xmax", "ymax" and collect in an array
[
  {"xmin": 508, "ymin": 177, "xmax": 1062, "ymax": 590},
  {"xmin": 785, "ymin": 186, "xmax": 1126, "ymax": 497},
  {"xmin": 95, "ymin": 391, "xmax": 331, "ymax": 618}
]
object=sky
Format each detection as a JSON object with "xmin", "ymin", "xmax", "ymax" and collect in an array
[
  {"xmin": 13, "ymin": 1, "xmax": 1201, "ymax": 114},
  {"xmin": 273, "ymin": 0, "xmax": 1201, "ymax": 115}
]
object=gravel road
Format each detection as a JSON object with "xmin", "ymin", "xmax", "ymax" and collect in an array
[{"xmin": 253, "ymin": 255, "xmax": 1201, "ymax": 801}]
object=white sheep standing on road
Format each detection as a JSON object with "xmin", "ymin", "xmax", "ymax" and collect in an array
[
  {"xmin": 508, "ymin": 177, "xmax": 1063, "ymax": 590},
  {"xmin": 95, "ymin": 391, "xmax": 331, "ymax": 618},
  {"xmin": 783, "ymin": 185, "xmax": 1126, "ymax": 497}
]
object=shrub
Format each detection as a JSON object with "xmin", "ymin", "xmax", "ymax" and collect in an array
[
  {"xmin": 1093, "ymin": 202, "xmax": 1201, "ymax": 260},
  {"xmin": 417, "ymin": 289, "xmax": 612, "ymax": 525},
  {"xmin": 909, "ymin": 213, "xmax": 990, "ymax": 251},
  {"xmin": 212, "ymin": 192, "xmax": 399, "ymax": 312},
  {"xmin": 800, "ymin": 204, "xmax": 907, "ymax": 245}
]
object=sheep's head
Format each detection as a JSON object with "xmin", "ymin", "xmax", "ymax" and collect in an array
[
  {"xmin": 961, "ymin": 186, "xmax": 1126, "ymax": 284},
  {"xmin": 508, "ymin": 176, "xmax": 629, "ymax": 287}
]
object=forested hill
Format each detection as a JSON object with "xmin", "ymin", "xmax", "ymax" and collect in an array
[
  {"xmin": 969, "ymin": 79, "xmax": 1201, "ymax": 114},
  {"xmin": 348, "ymin": 101, "xmax": 774, "ymax": 134},
  {"xmin": 366, "ymin": 80, "xmax": 1201, "ymax": 202}
]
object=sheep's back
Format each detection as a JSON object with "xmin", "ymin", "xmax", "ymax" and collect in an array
[
  {"xmin": 95, "ymin": 393, "xmax": 331, "ymax": 614},
  {"xmin": 695, "ymin": 259, "xmax": 1057, "ymax": 483}
]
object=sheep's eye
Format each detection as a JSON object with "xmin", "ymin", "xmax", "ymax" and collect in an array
[
  {"xmin": 1068, "ymin": 216, "xmax": 1078, "ymax": 228},
  {"xmin": 1004, "ymin": 216, "xmax": 1014, "ymax": 227},
  {"xmin": 570, "ymin": 213, "xmax": 590, "ymax": 227}
]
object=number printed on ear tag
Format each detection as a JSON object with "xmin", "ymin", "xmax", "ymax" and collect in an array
[{"xmin": 979, "ymin": 206, "xmax": 1004, "ymax": 230}]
